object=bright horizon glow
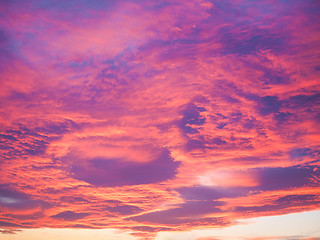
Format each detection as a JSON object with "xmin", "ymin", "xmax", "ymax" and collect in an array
[
  {"xmin": 157, "ymin": 210, "xmax": 320, "ymax": 240},
  {"xmin": 0, "ymin": 228, "xmax": 136, "ymax": 240},
  {"xmin": 2, "ymin": 210, "xmax": 320, "ymax": 240}
]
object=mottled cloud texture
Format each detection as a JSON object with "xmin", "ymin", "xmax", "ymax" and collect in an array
[{"xmin": 0, "ymin": 0, "xmax": 319, "ymax": 239}]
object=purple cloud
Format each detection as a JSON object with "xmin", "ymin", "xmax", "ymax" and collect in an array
[
  {"xmin": 0, "ymin": 221, "xmax": 23, "ymax": 228},
  {"xmin": 235, "ymin": 194, "xmax": 319, "ymax": 214},
  {"xmin": 177, "ymin": 186, "xmax": 248, "ymax": 201},
  {"xmin": 283, "ymin": 93, "xmax": 320, "ymax": 109},
  {"xmin": 258, "ymin": 96, "xmax": 281, "ymax": 116},
  {"xmin": 0, "ymin": 121, "xmax": 76, "ymax": 159},
  {"xmin": 70, "ymin": 149, "xmax": 180, "ymax": 187},
  {"xmin": 0, "ymin": 185, "xmax": 49, "ymax": 210},
  {"xmin": 128, "ymin": 200, "xmax": 223, "ymax": 225},
  {"xmin": 256, "ymin": 166, "xmax": 320, "ymax": 191},
  {"xmin": 180, "ymin": 103, "xmax": 206, "ymax": 134},
  {"xmin": 105, "ymin": 204, "xmax": 144, "ymax": 216},
  {"xmin": 51, "ymin": 211, "xmax": 90, "ymax": 221},
  {"xmin": 131, "ymin": 226, "xmax": 172, "ymax": 232}
]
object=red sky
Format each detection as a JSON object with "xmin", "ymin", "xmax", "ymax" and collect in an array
[{"xmin": 0, "ymin": 0, "xmax": 320, "ymax": 239}]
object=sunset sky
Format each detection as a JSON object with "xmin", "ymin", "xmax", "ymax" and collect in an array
[{"xmin": 0, "ymin": 0, "xmax": 320, "ymax": 239}]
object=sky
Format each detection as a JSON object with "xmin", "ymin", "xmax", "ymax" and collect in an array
[{"xmin": 0, "ymin": 0, "xmax": 319, "ymax": 239}]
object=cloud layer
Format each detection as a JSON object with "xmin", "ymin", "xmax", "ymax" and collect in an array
[{"xmin": 0, "ymin": 0, "xmax": 319, "ymax": 239}]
